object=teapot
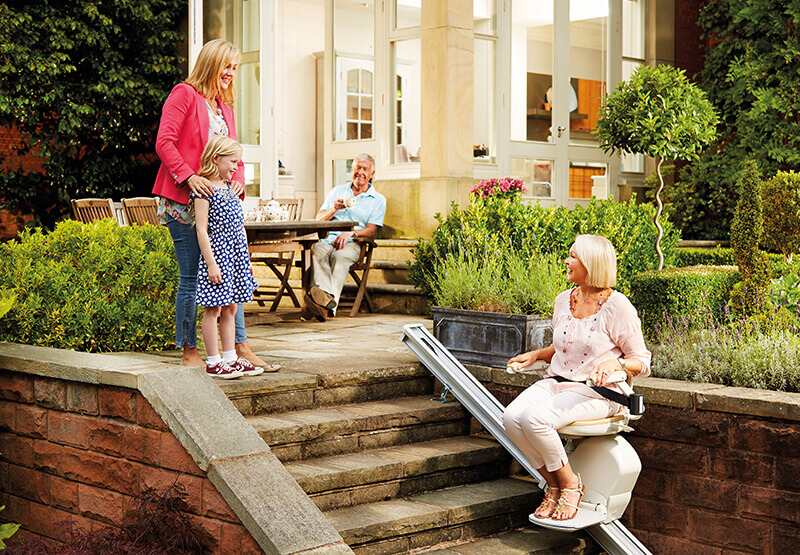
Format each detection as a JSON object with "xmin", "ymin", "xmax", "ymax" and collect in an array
[{"xmin": 263, "ymin": 199, "xmax": 284, "ymax": 221}]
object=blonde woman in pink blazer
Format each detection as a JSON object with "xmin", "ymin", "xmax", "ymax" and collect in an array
[{"xmin": 153, "ymin": 39, "xmax": 279, "ymax": 372}]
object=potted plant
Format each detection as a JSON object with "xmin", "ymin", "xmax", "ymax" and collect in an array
[{"xmin": 429, "ymin": 177, "xmax": 569, "ymax": 367}]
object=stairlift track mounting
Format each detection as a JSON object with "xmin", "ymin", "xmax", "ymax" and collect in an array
[{"xmin": 401, "ymin": 323, "xmax": 652, "ymax": 555}]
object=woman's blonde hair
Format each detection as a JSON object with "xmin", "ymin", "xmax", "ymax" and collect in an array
[
  {"xmin": 197, "ymin": 135, "xmax": 242, "ymax": 180},
  {"xmin": 572, "ymin": 234, "xmax": 617, "ymax": 288},
  {"xmin": 185, "ymin": 39, "xmax": 239, "ymax": 105}
]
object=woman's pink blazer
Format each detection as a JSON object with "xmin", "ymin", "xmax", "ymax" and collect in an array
[{"xmin": 152, "ymin": 83, "xmax": 245, "ymax": 204}]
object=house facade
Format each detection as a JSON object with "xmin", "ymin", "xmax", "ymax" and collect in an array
[{"xmin": 192, "ymin": 0, "xmax": 702, "ymax": 236}]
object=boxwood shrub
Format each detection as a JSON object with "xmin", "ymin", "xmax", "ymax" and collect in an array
[
  {"xmin": 629, "ymin": 265, "xmax": 741, "ymax": 337},
  {"xmin": 0, "ymin": 219, "xmax": 178, "ymax": 352},
  {"xmin": 675, "ymin": 247, "xmax": 794, "ymax": 278}
]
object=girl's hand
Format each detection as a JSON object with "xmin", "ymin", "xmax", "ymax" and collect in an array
[
  {"xmin": 187, "ymin": 175, "xmax": 216, "ymax": 198},
  {"xmin": 507, "ymin": 350, "xmax": 539, "ymax": 369},
  {"xmin": 230, "ymin": 180, "xmax": 245, "ymax": 197},
  {"xmin": 250, "ymin": 265, "xmax": 255, "ymax": 277},
  {"xmin": 590, "ymin": 359, "xmax": 620, "ymax": 387},
  {"xmin": 208, "ymin": 263, "xmax": 223, "ymax": 284}
]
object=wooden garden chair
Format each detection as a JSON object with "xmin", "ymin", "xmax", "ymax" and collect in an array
[
  {"xmin": 121, "ymin": 197, "xmax": 159, "ymax": 226},
  {"xmin": 70, "ymin": 198, "xmax": 117, "ymax": 224},
  {"xmin": 337, "ymin": 236, "xmax": 376, "ymax": 317},
  {"xmin": 250, "ymin": 198, "xmax": 305, "ymax": 311}
]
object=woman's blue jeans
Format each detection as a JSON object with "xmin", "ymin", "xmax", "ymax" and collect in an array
[{"xmin": 165, "ymin": 215, "xmax": 247, "ymax": 349}]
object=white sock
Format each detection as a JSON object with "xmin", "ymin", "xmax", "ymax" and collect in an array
[
  {"xmin": 222, "ymin": 350, "xmax": 237, "ymax": 363},
  {"xmin": 207, "ymin": 354, "xmax": 222, "ymax": 366}
]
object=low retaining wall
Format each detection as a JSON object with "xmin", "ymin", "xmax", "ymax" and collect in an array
[
  {"xmin": 0, "ymin": 343, "xmax": 352, "ymax": 554},
  {"xmin": 471, "ymin": 367, "xmax": 800, "ymax": 554}
]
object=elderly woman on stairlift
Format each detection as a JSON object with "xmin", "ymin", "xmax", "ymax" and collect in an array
[{"xmin": 503, "ymin": 234, "xmax": 651, "ymax": 522}]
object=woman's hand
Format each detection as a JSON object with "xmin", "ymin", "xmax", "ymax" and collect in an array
[
  {"xmin": 507, "ymin": 350, "xmax": 539, "ymax": 369},
  {"xmin": 230, "ymin": 180, "xmax": 245, "ymax": 197},
  {"xmin": 589, "ymin": 359, "xmax": 621, "ymax": 387},
  {"xmin": 208, "ymin": 263, "xmax": 223, "ymax": 284},
  {"xmin": 187, "ymin": 175, "xmax": 216, "ymax": 198}
]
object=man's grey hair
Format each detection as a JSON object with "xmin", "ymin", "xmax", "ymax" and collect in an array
[{"xmin": 353, "ymin": 153, "xmax": 375, "ymax": 168}]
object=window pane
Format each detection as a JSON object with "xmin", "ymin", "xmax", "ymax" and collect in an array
[
  {"xmin": 245, "ymin": 162, "xmax": 261, "ymax": 197},
  {"xmin": 236, "ymin": 62, "xmax": 260, "ymax": 145},
  {"xmin": 510, "ymin": 0, "xmax": 554, "ymax": 142},
  {"xmin": 510, "ymin": 158, "xmax": 553, "ymax": 198},
  {"xmin": 623, "ymin": 0, "xmax": 645, "ymax": 59},
  {"xmin": 474, "ymin": 0, "xmax": 496, "ymax": 35},
  {"xmin": 569, "ymin": 161, "xmax": 607, "ymax": 199},
  {"xmin": 204, "ymin": 0, "xmax": 261, "ymax": 146},
  {"xmin": 334, "ymin": 1, "xmax": 373, "ymax": 142},
  {"xmin": 393, "ymin": 38, "xmax": 421, "ymax": 164},
  {"xmin": 569, "ymin": 2, "xmax": 608, "ymax": 145},
  {"xmin": 333, "ymin": 159, "xmax": 353, "ymax": 187},
  {"xmin": 474, "ymin": 38, "xmax": 495, "ymax": 162},
  {"xmin": 395, "ymin": 0, "xmax": 420, "ymax": 30}
]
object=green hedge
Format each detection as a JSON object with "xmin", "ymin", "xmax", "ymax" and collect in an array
[
  {"xmin": 675, "ymin": 247, "xmax": 795, "ymax": 279},
  {"xmin": 0, "ymin": 219, "xmax": 178, "ymax": 352},
  {"xmin": 629, "ymin": 265, "xmax": 740, "ymax": 337},
  {"xmin": 409, "ymin": 197, "xmax": 679, "ymax": 299}
]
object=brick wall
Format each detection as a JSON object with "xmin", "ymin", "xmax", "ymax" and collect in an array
[
  {"xmin": 0, "ymin": 370, "xmax": 264, "ymax": 553},
  {"xmin": 483, "ymin": 376, "xmax": 800, "ymax": 554},
  {"xmin": 622, "ymin": 404, "xmax": 800, "ymax": 554},
  {"xmin": 675, "ymin": 0, "xmax": 706, "ymax": 81}
]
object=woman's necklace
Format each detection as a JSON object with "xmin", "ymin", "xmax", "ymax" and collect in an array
[{"xmin": 562, "ymin": 288, "xmax": 612, "ymax": 372}]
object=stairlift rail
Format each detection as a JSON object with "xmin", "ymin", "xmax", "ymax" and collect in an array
[{"xmin": 401, "ymin": 323, "xmax": 652, "ymax": 555}]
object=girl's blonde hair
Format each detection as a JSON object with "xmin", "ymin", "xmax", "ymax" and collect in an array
[
  {"xmin": 572, "ymin": 234, "xmax": 617, "ymax": 288},
  {"xmin": 185, "ymin": 39, "xmax": 239, "ymax": 105},
  {"xmin": 197, "ymin": 135, "xmax": 243, "ymax": 180}
]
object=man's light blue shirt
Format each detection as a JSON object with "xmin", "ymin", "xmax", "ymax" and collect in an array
[{"xmin": 321, "ymin": 182, "xmax": 386, "ymax": 244}]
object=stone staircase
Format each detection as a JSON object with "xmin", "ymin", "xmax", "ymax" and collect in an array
[
  {"xmin": 218, "ymin": 339, "xmax": 600, "ymax": 554},
  {"xmin": 251, "ymin": 239, "xmax": 428, "ymax": 315}
]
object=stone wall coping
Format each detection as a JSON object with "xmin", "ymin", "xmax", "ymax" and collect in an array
[
  {"xmin": 469, "ymin": 361, "xmax": 800, "ymax": 423},
  {"xmin": 0, "ymin": 342, "xmax": 353, "ymax": 555}
]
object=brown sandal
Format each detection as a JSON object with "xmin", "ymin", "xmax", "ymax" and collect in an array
[
  {"xmin": 552, "ymin": 476, "xmax": 585, "ymax": 521},
  {"xmin": 533, "ymin": 486, "xmax": 560, "ymax": 519}
]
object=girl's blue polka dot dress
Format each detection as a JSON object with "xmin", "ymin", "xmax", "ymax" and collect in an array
[{"xmin": 194, "ymin": 186, "xmax": 258, "ymax": 307}]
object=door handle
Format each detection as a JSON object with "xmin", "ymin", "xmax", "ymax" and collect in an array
[{"xmin": 557, "ymin": 125, "xmax": 566, "ymax": 138}]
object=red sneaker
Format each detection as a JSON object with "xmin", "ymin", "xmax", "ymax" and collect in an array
[
  {"xmin": 231, "ymin": 357, "xmax": 264, "ymax": 376},
  {"xmin": 206, "ymin": 360, "xmax": 243, "ymax": 379}
]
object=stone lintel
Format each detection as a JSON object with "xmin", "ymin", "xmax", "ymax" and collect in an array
[{"xmin": 207, "ymin": 452, "xmax": 352, "ymax": 555}]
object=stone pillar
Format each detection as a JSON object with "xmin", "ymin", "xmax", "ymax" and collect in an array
[{"xmin": 379, "ymin": 0, "xmax": 475, "ymax": 239}]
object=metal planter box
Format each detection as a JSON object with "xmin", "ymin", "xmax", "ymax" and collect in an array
[{"xmin": 431, "ymin": 306, "xmax": 553, "ymax": 368}]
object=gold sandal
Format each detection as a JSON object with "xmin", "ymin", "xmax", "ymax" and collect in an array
[
  {"xmin": 552, "ymin": 477, "xmax": 585, "ymax": 521},
  {"xmin": 533, "ymin": 486, "xmax": 561, "ymax": 519}
]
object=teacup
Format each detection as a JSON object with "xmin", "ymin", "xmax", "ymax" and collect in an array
[{"xmin": 344, "ymin": 197, "xmax": 356, "ymax": 209}]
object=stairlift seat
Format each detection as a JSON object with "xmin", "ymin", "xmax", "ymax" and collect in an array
[{"xmin": 558, "ymin": 413, "xmax": 631, "ymax": 438}]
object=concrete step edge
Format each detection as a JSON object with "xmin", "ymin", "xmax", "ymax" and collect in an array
[
  {"xmin": 286, "ymin": 436, "xmax": 506, "ymax": 494},
  {"xmin": 248, "ymin": 395, "xmax": 468, "ymax": 447},
  {"xmin": 326, "ymin": 478, "xmax": 538, "ymax": 546}
]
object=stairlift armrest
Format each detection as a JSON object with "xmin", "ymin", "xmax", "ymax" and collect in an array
[
  {"xmin": 585, "ymin": 370, "xmax": 628, "ymax": 387},
  {"xmin": 506, "ymin": 360, "xmax": 549, "ymax": 375}
]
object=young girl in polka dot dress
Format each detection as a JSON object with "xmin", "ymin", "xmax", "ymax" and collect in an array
[{"xmin": 193, "ymin": 136, "xmax": 263, "ymax": 379}]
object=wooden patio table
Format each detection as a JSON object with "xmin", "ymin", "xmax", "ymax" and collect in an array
[{"xmin": 244, "ymin": 220, "xmax": 357, "ymax": 299}]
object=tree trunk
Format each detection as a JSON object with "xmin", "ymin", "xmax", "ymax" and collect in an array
[{"xmin": 654, "ymin": 157, "xmax": 665, "ymax": 271}]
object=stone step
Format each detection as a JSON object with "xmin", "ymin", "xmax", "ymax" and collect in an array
[
  {"xmin": 247, "ymin": 395, "xmax": 470, "ymax": 462},
  {"xmin": 416, "ymin": 527, "xmax": 601, "ymax": 554},
  {"xmin": 325, "ymin": 478, "xmax": 540, "ymax": 554},
  {"xmin": 222, "ymin": 364, "xmax": 433, "ymax": 416},
  {"xmin": 286, "ymin": 436, "xmax": 510, "ymax": 511},
  {"xmin": 374, "ymin": 239, "xmax": 419, "ymax": 263}
]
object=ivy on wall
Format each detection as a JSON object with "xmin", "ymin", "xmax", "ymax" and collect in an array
[
  {"xmin": 0, "ymin": 0, "xmax": 187, "ymax": 227},
  {"xmin": 661, "ymin": 0, "xmax": 800, "ymax": 240}
]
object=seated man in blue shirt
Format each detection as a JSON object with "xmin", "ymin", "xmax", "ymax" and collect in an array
[{"xmin": 303, "ymin": 153, "xmax": 387, "ymax": 321}]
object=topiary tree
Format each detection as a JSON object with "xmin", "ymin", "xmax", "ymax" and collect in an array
[
  {"xmin": 761, "ymin": 171, "xmax": 800, "ymax": 263},
  {"xmin": 730, "ymin": 159, "xmax": 770, "ymax": 314},
  {"xmin": 0, "ymin": 1, "xmax": 186, "ymax": 228},
  {"xmin": 595, "ymin": 64, "xmax": 718, "ymax": 269}
]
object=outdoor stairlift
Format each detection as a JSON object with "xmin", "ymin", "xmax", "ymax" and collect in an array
[{"xmin": 401, "ymin": 323, "xmax": 651, "ymax": 555}]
